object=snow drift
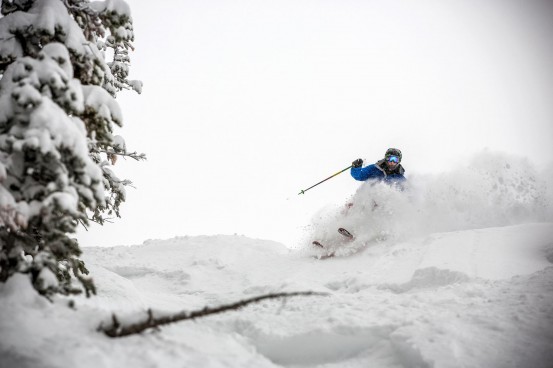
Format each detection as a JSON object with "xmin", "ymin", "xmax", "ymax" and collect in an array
[{"xmin": 1, "ymin": 226, "xmax": 553, "ymax": 367}]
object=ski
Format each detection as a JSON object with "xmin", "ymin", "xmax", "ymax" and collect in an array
[
  {"xmin": 312, "ymin": 228, "xmax": 355, "ymax": 260},
  {"xmin": 312, "ymin": 241, "xmax": 324, "ymax": 248},
  {"xmin": 338, "ymin": 227, "xmax": 354, "ymax": 240},
  {"xmin": 312, "ymin": 241, "xmax": 335, "ymax": 259}
]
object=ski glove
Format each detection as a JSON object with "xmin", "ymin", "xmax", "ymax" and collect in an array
[{"xmin": 352, "ymin": 158, "xmax": 363, "ymax": 168}]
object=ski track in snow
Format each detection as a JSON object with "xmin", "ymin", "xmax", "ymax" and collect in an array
[{"xmin": 2, "ymin": 224, "xmax": 552, "ymax": 368}]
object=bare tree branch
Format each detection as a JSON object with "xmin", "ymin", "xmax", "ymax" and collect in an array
[{"xmin": 100, "ymin": 291, "xmax": 327, "ymax": 338}]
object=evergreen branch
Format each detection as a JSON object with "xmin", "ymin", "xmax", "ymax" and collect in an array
[
  {"xmin": 98, "ymin": 149, "xmax": 146, "ymax": 161},
  {"xmin": 87, "ymin": 216, "xmax": 115, "ymax": 225},
  {"xmin": 77, "ymin": 219, "xmax": 89, "ymax": 231},
  {"xmin": 123, "ymin": 41, "xmax": 135, "ymax": 51},
  {"xmin": 100, "ymin": 291, "xmax": 327, "ymax": 338}
]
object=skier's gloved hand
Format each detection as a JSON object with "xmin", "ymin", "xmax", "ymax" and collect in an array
[{"xmin": 352, "ymin": 158, "xmax": 363, "ymax": 168}]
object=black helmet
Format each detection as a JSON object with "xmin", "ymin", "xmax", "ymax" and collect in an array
[{"xmin": 385, "ymin": 148, "xmax": 402, "ymax": 162}]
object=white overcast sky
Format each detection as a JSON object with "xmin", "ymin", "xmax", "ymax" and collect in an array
[{"xmin": 77, "ymin": 0, "xmax": 553, "ymax": 248}]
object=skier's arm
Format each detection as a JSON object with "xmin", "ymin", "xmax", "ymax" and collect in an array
[
  {"xmin": 351, "ymin": 164, "xmax": 380, "ymax": 181},
  {"xmin": 351, "ymin": 166, "xmax": 369, "ymax": 181}
]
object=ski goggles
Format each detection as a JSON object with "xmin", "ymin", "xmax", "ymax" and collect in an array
[{"xmin": 386, "ymin": 155, "xmax": 400, "ymax": 163}]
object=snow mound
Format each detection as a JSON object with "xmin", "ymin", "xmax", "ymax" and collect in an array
[
  {"xmin": 246, "ymin": 324, "xmax": 397, "ymax": 367},
  {"xmin": 2, "ymin": 226, "xmax": 553, "ymax": 368},
  {"xmin": 381, "ymin": 267, "xmax": 471, "ymax": 293}
]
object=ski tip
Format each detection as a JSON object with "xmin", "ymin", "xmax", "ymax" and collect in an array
[
  {"xmin": 338, "ymin": 228, "xmax": 354, "ymax": 239},
  {"xmin": 312, "ymin": 241, "xmax": 324, "ymax": 248}
]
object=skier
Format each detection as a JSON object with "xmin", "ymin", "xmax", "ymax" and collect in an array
[
  {"xmin": 341, "ymin": 147, "xmax": 406, "ymax": 217},
  {"xmin": 351, "ymin": 148, "xmax": 406, "ymax": 186},
  {"xmin": 309, "ymin": 148, "xmax": 407, "ymax": 249}
]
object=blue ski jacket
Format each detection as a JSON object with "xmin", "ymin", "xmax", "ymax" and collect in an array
[{"xmin": 351, "ymin": 159, "xmax": 406, "ymax": 185}]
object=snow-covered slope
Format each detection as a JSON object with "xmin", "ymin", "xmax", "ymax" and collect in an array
[{"xmin": 2, "ymin": 224, "xmax": 553, "ymax": 368}]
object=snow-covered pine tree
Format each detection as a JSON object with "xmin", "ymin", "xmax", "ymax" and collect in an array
[{"xmin": 0, "ymin": 0, "xmax": 143, "ymax": 297}]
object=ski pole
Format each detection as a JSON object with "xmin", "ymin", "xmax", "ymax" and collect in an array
[{"xmin": 298, "ymin": 165, "xmax": 353, "ymax": 195}]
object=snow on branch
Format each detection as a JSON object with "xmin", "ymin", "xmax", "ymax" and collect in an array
[
  {"xmin": 100, "ymin": 291, "xmax": 327, "ymax": 338},
  {"xmin": 0, "ymin": 0, "xmax": 143, "ymax": 298}
]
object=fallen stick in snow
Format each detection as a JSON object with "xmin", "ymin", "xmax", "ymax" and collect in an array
[{"xmin": 100, "ymin": 291, "xmax": 327, "ymax": 338}]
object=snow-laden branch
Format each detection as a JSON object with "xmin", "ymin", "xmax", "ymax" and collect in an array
[
  {"xmin": 100, "ymin": 291, "xmax": 327, "ymax": 338},
  {"xmin": 0, "ymin": 0, "xmax": 143, "ymax": 298}
]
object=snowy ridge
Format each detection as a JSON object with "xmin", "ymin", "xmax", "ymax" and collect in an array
[{"xmin": 2, "ymin": 224, "xmax": 553, "ymax": 368}]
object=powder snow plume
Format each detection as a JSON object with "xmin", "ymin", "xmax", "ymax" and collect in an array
[{"xmin": 306, "ymin": 151, "xmax": 553, "ymax": 256}]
